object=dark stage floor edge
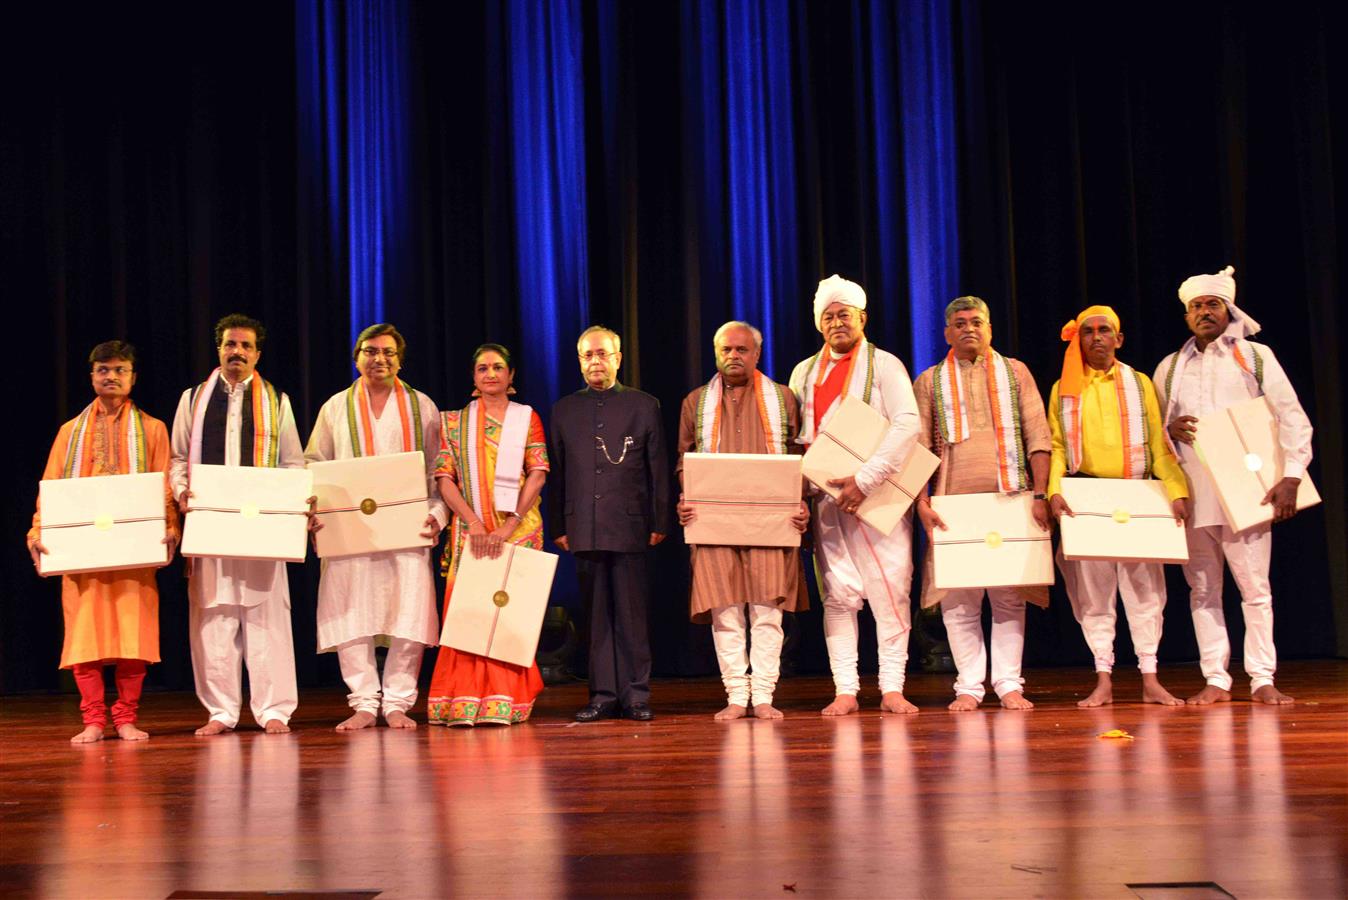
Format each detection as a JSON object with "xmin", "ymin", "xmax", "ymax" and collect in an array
[{"xmin": 2, "ymin": 661, "xmax": 1346, "ymax": 899}]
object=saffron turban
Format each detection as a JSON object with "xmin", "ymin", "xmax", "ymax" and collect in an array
[{"xmin": 1059, "ymin": 305, "xmax": 1121, "ymax": 399}]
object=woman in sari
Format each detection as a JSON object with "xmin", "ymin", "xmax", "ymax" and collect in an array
[{"xmin": 426, "ymin": 344, "xmax": 549, "ymax": 725}]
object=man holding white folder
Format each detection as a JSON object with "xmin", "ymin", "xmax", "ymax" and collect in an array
[
  {"xmin": 1155, "ymin": 266, "xmax": 1312, "ymax": 705},
  {"xmin": 788, "ymin": 276, "xmax": 923, "ymax": 716},
  {"xmin": 1047, "ymin": 305, "xmax": 1189, "ymax": 708},
  {"xmin": 170, "ymin": 314, "xmax": 305, "ymax": 735},
  {"xmin": 30, "ymin": 340, "xmax": 178, "ymax": 742},
  {"xmin": 913, "ymin": 296, "xmax": 1052, "ymax": 711},
  {"xmin": 676, "ymin": 321, "xmax": 809, "ymax": 720},
  {"xmin": 306, "ymin": 323, "xmax": 445, "ymax": 731}
]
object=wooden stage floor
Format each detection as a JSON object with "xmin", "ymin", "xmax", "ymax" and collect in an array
[{"xmin": 2, "ymin": 661, "xmax": 1346, "ymax": 899}]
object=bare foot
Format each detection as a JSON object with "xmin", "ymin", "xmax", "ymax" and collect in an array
[
  {"xmin": 1186, "ymin": 684, "xmax": 1232, "ymax": 705},
  {"xmin": 1077, "ymin": 674, "xmax": 1113, "ymax": 708},
  {"xmin": 821, "ymin": 694, "xmax": 859, "ymax": 717},
  {"xmin": 947, "ymin": 694, "xmax": 980, "ymax": 712},
  {"xmin": 70, "ymin": 725, "xmax": 104, "ymax": 744},
  {"xmin": 195, "ymin": 720, "xmax": 233, "ymax": 736},
  {"xmin": 263, "ymin": 719, "xmax": 291, "ymax": 734},
  {"xmin": 116, "ymin": 723, "xmax": 148, "ymax": 741},
  {"xmin": 1252, "ymin": 684, "xmax": 1295, "ymax": 705},
  {"xmin": 714, "ymin": 704, "xmax": 748, "ymax": 721},
  {"xmin": 384, "ymin": 710, "xmax": 418, "ymax": 730},
  {"xmin": 336, "ymin": 711, "xmax": 377, "ymax": 732},
  {"xmin": 752, "ymin": 703, "xmax": 783, "ymax": 719},
  {"xmin": 880, "ymin": 692, "xmax": 919, "ymax": 714},
  {"xmin": 1142, "ymin": 674, "xmax": 1184, "ymax": 706},
  {"xmin": 1000, "ymin": 691, "xmax": 1034, "ymax": 710}
]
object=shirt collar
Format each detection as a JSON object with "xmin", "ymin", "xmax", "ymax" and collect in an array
[{"xmin": 1084, "ymin": 363, "xmax": 1117, "ymax": 384}]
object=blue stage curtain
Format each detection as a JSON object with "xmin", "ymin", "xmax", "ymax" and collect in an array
[
  {"xmin": 296, "ymin": 0, "xmax": 412, "ymax": 353},
  {"xmin": 681, "ymin": 0, "xmax": 803, "ymax": 380},
  {"xmin": 678, "ymin": 0, "xmax": 957, "ymax": 378},
  {"xmin": 895, "ymin": 0, "xmax": 960, "ymax": 371},
  {"xmin": 505, "ymin": 0, "xmax": 592, "ymax": 404}
]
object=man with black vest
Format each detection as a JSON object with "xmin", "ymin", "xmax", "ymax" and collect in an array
[
  {"xmin": 550, "ymin": 326, "xmax": 671, "ymax": 722},
  {"xmin": 170, "ymin": 313, "xmax": 305, "ymax": 735}
]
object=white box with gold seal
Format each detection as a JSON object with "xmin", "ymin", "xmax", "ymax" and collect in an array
[
  {"xmin": 1058, "ymin": 477, "xmax": 1188, "ymax": 564},
  {"xmin": 440, "ymin": 542, "xmax": 558, "ymax": 667},
  {"xmin": 1193, "ymin": 395, "xmax": 1321, "ymax": 533},
  {"xmin": 38, "ymin": 472, "xmax": 169, "ymax": 576},
  {"xmin": 682, "ymin": 452, "xmax": 803, "ymax": 548},
  {"xmin": 801, "ymin": 394, "xmax": 939, "ymax": 536},
  {"xmin": 181, "ymin": 464, "xmax": 312, "ymax": 562},
  {"xmin": 930, "ymin": 492, "xmax": 1054, "ymax": 590},
  {"xmin": 309, "ymin": 450, "xmax": 433, "ymax": 558}
]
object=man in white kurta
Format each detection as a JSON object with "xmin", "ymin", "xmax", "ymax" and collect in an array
[
  {"xmin": 171, "ymin": 314, "xmax": 304, "ymax": 735},
  {"xmin": 789, "ymin": 275, "xmax": 923, "ymax": 716},
  {"xmin": 306, "ymin": 324, "xmax": 446, "ymax": 731},
  {"xmin": 1155, "ymin": 266, "xmax": 1312, "ymax": 706}
]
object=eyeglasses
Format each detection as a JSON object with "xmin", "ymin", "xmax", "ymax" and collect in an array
[
  {"xmin": 579, "ymin": 350, "xmax": 614, "ymax": 362},
  {"xmin": 93, "ymin": 366, "xmax": 133, "ymax": 376},
  {"xmin": 359, "ymin": 347, "xmax": 399, "ymax": 359}
]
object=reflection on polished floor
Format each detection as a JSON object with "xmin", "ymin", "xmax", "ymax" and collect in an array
[{"xmin": 1, "ymin": 661, "xmax": 1345, "ymax": 899}]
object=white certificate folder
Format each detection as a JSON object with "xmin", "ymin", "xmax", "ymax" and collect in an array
[
  {"xmin": 38, "ymin": 472, "xmax": 169, "ymax": 576},
  {"xmin": 442, "ymin": 542, "xmax": 558, "ymax": 667},
  {"xmin": 181, "ymin": 464, "xmax": 312, "ymax": 562}
]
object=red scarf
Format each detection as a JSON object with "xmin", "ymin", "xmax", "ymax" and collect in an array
[{"xmin": 812, "ymin": 347, "xmax": 856, "ymax": 434}]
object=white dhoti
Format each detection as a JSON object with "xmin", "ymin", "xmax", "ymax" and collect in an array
[
  {"xmin": 1058, "ymin": 549, "xmax": 1165, "ymax": 674},
  {"xmin": 813, "ymin": 498, "xmax": 914, "ymax": 696},
  {"xmin": 710, "ymin": 603, "xmax": 785, "ymax": 706},
  {"xmin": 336, "ymin": 636, "xmax": 426, "ymax": 716},
  {"xmin": 939, "ymin": 587, "xmax": 1026, "ymax": 701},
  {"xmin": 1183, "ymin": 523, "xmax": 1276, "ymax": 692},
  {"xmin": 188, "ymin": 558, "xmax": 299, "ymax": 727},
  {"xmin": 318, "ymin": 549, "xmax": 440, "ymax": 715}
]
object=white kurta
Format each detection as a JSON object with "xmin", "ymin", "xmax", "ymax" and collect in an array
[
  {"xmin": 1155, "ymin": 338, "xmax": 1312, "ymax": 529},
  {"xmin": 306, "ymin": 388, "xmax": 446, "ymax": 653},
  {"xmin": 170, "ymin": 375, "xmax": 305, "ymax": 727},
  {"xmin": 1155, "ymin": 338, "xmax": 1312, "ymax": 691},
  {"xmin": 170, "ymin": 377, "xmax": 307, "ymax": 608},
  {"xmin": 790, "ymin": 343, "xmax": 921, "ymax": 695}
]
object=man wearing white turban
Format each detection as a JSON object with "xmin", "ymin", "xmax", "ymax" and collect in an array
[
  {"xmin": 1155, "ymin": 265, "xmax": 1313, "ymax": 705},
  {"xmin": 789, "ymin": 275, "xmax": 923, "ymax": 715}
]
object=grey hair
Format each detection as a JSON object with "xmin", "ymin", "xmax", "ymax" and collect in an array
[
  {"xmin": 944, "ymin": 295, "xmax": 990, "ymax": 325},
  {"xmin": 576, "ymin": 325, "xmax": 621, "ymax": 353},
  {"xmin": 713, "ymin": 320, "xmax": 764, "ymax": 351}
]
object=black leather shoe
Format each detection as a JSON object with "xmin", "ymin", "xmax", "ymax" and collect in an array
[
  {"xmin": 574, "ymin": 701, "xmax": 619, "ymax": 723},
  {"xmin": 625, "ymin": 703, "xmax": 655, "ymax": 722}
]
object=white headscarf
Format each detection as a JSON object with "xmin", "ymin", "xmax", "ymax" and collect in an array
[
  {"xmin": 1177, "ymin": 265, "xmax": 1261, "ymax": 338},
  {"xmin": 813, "ymin": 274, "xmax": 866, "ymax": 331}
]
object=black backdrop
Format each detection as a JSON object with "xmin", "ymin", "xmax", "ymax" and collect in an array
[{"xmin": 2, "ymin": 1, "xmax": 1344, "ymax": 694}]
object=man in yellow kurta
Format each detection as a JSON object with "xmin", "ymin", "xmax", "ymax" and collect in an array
[
  {"xmin": 1047, "ymin": 307, "xmax": 1189, "ymax": 708},
  {"xmin": 676, "ymin": 322, "xmax": 810, "ymax": 720},
  {"xmin": 27, "ymin": 341, "xmax": 179, "ymax": 743}
]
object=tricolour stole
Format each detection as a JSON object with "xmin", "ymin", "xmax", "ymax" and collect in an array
[
  {"xmin": 796, "ymin": 340, "xmax": 877, "ymax": 446},
  {"xmin": 62, "ymin": 401, "xmax": 148, "ymax": 478},
  {"xmin": 694, "ymin": 370, "xmax": 789, "ymax": 454},
  {"xmin": 933, "ymin": 349, "xmax": 1028, "ymax": 492},
  {"xmin": 187, "ymin": 368, "xmax": 282, "ymax": 467},
  {"xmin": 1060, "ymin": 361, "xmax": 1150, "ymax": 479},
  {"xmin": 344, "ymin": 378, "xmax": 423, "ymax": 457}
]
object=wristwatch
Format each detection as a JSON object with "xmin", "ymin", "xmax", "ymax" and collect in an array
[{"xmin": 1032, "ymin": 493, "xmax": 1047, "ymax": 501}]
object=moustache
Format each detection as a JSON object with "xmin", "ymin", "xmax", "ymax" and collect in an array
[{"xmin": 228, "ymin": 356, "xmax": 247, "ymax": 364}]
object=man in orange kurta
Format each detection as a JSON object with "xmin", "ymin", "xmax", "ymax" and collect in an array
[{"xmin": 27, "ymin": 341, "xmax": 178, "ymax": 743}]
